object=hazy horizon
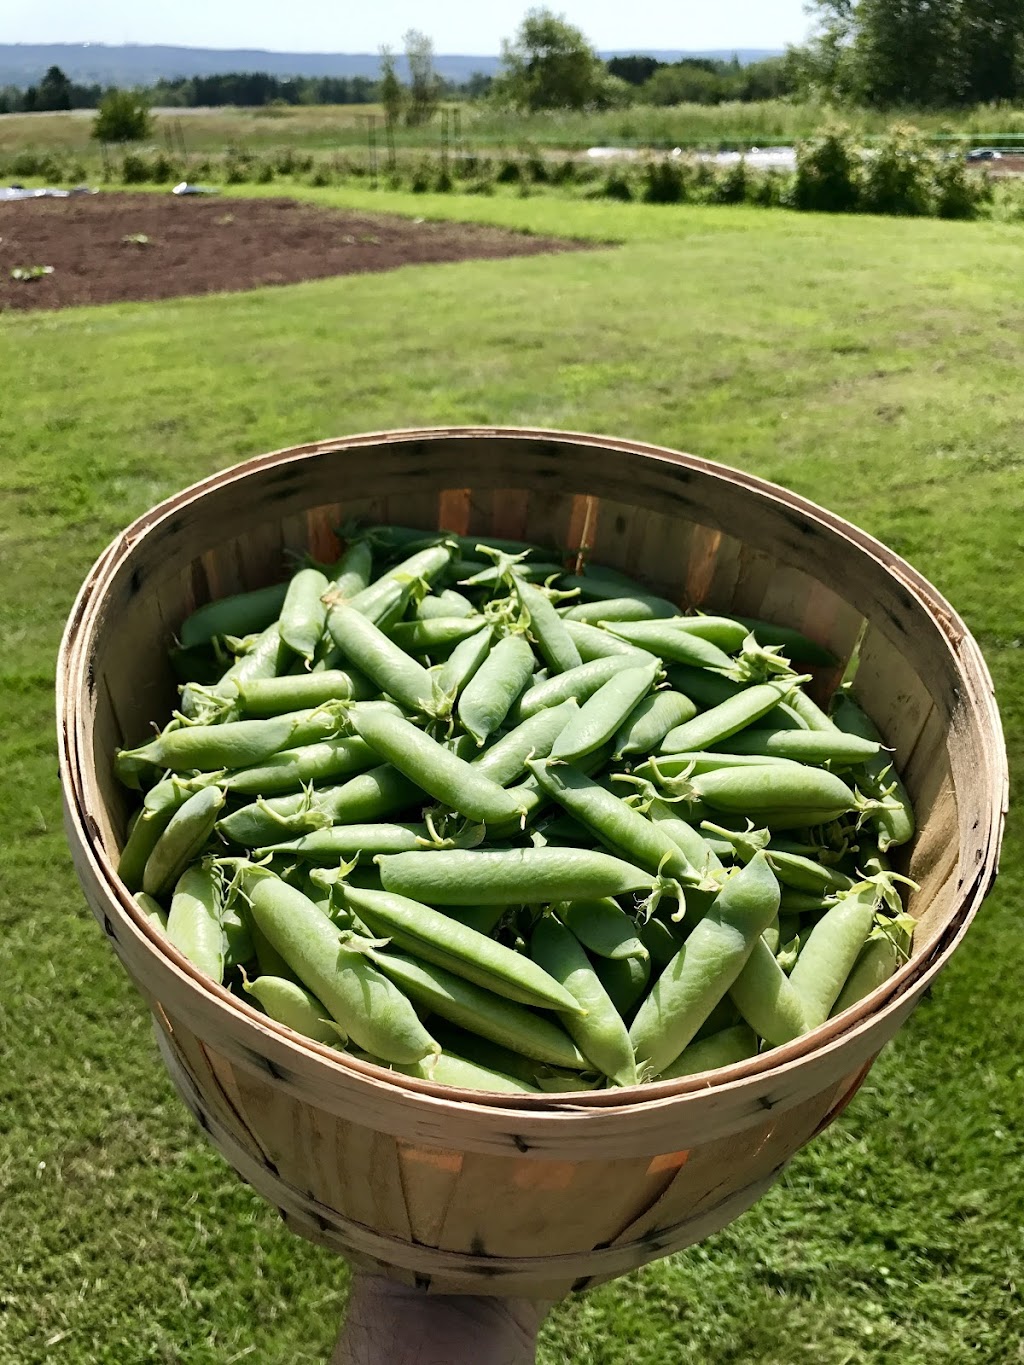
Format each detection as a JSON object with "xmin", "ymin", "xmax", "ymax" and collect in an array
[{"xmin": 4, "ymin": 1, "xmax": 813, "ymax": 55}]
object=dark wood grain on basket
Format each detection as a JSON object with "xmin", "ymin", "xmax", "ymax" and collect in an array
[{"xmin": 57, "ymin": 426, "xmax": 1007, "ymax": 1298}]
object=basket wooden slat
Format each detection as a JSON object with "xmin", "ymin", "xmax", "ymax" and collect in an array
[{"xmin": 57, "ymin": 427, "xmax": 1007, "ymax": 1298}]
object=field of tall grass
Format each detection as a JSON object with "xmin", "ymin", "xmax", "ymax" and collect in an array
[{"xmin": 3, "ymin": 99, "xmax": 1024, "ymax": 166}]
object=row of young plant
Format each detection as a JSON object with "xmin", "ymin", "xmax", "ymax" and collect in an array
[{"xmin": 5, "ymin": 126, "xmax": 1022, "ymax": 222}]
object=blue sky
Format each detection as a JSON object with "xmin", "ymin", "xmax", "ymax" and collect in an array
[{"xmin": 5, "ymin": 1, "xmax": 814, "ymax": 53}]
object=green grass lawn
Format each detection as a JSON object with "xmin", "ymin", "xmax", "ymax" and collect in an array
[{"xmin": 1, "ymin": 191, "xmax": 1021, "ymax": 1364}]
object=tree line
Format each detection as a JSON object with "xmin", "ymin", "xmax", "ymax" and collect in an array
[
  {"xmin": 796, "ymin": 0, "xmax": 1024, "ymax": 107},
  {"xmin": 2, "ymin": 4, "xmax": 1022, "ymax": 121}
]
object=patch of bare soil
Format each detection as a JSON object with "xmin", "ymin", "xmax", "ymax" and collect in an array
[{"xmin": 0, "ymin": 192, "xmax": 593, "ymax": 313}]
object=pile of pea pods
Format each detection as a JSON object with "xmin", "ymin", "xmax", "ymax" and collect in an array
[{"xmin": 114, "ymin": 527, "xmax": 917, "ymax": 1093}]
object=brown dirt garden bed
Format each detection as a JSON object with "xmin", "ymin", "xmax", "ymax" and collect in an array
[{"xmin": 0, "ymin": 192, "xmax": 592, "ymax": 312}]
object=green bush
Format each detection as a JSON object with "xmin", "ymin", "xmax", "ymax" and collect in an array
[
  {"xmin": 467, "ymin": 176, "xmax": 496, "ymax": 196},
  {"xmin": 496, "ymin": 158, "xmax": 523, "ymax": 185},
  {"xmin": 120, "ymin": 153, "xmax": 153, "ymax": 184},
  {"xmin": 435, "ymin": 165, "xmax": 454, "ymax": 193},
  {"xmin": 931, "ymin": 156, "xmax": 983, "ymax": 220},
  {"xmin": 861, "ymin": 125, "xmax": 932, "ymax": 217},
  {"xmin": 254, "ymin": 159, "xmax": 275, "ymax": 184},
  {"xmin": 273, "ymin": 149, "xmax": 314, "ymax": 176},
  {"xmin": 410, "ymin": 160, "xmax": 434, "ymax": 193},
  {"xmin": 602, "ymin": 168, "xmax": 634, "ymax": 201},
  {"xmin": 11, "ymin": 150, "xmax": 46, "ymax": 177},
  {"xmin": 224, "ymin": 159, "xmax": 250, "ymax": 185},
  {"xmin": 710, "ymin": 160, "xmax": 748, "ymax": 205},
  {"xmin": 308, "ymin": 164, "xmax": 333, "ymax": 187},
  {"xmin": 642, "ymin": 158, "xmax": 688, "ymax": 204},
  {"xmin": 93, "ymin": 89, "xmax": 152, "ymax": 143},
  {"xmin": 748, "ymin": 170, "xmax": 791, "ymax": 208},
  {"xmin": 795, "ymin": 125, "xmax": 861, "ymax": 213},
  {"xmin": 148, "ymin": 152, "xmax": 180, "ymax": 184},
  {"xmin": 524, "ymin": 152, "xmax": 549, "ymax": 184},
  {"xmin": 549, "ymin": 158, "xmax": 577, "ymax": 184}
]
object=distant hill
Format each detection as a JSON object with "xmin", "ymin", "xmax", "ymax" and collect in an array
[{"xmin": 0, "ymin": 43, "xmax": 784, "ymax": 89}]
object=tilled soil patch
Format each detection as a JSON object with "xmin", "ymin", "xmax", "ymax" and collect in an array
[{"xmin": 0, "ymin": 192, "xmax": 593, "ymax": 312}]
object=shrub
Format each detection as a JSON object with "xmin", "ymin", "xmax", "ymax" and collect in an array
[
  {"xmin": 602, "ymin": 169, "xmax": 634, "ymax": 201},
  {"xmin": 93, "ymin": 89, "xmax": 152, "ymax": 143},
  {"xmin": 710, "ymin": 160, "xmax": 748, "ymax": 205},
  {"xmin": 861, "ymin": 125, "xmax": 932, "ymax": 217},
  {"xmin": 549, "ymin": 158, "xmax": 577, "ymax": 184},
  {"xmin": 496, "ymin": 158, "xmax": 523, "ymax": 185},
  {"xmin": 795, "ymin": 125, "xmax": 861, "ymax": 213},
  {"xmin": 11, "ymin": 150, "xmax": 46, "ymax": 177},
  {"xmin": 254, "ymin": 159, "xmax": 275, "ymax": 184},
  {"xmin": 308, "ymin": 164, "xmax": 333, "ymax": 187},
  {"xmin": 120, "ymin": 153, "xmax": 153, "ymax": 184},
  {"xmin": 410, "ymin": 160, "xmax": 434, "ymax": 193},
  {"xmin": 435, "ymin": 165, "xmax": 454, "ymax": 193},
  {"xmin": 148, "ymin": 151, "xmax": 180, "ymax": 184},
  {"xmin": 466, "ymin": 176, "xmax": 495, "ymax": 196},
  {"xmin": 748, "ymin": 170, "xmax": 791, "ymax": 208},
  {"xmin": 931, "ymin": 156, "xmax": 984, "ymax": 221},
  {"xmin": 224, "ymin": 159, "xmax": 250, "ymax": 185},
  {"xmin": 642, "ymin": 158, "xmax": 688, "ymax": 204},
  {"xmin": 524, "ymin": 152, "xmax": 549, "ymax": 184}
]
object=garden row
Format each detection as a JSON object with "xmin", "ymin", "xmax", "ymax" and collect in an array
[{"xmin": 6, "ymin": 126, "xmax": 1023, "ymax": 222}]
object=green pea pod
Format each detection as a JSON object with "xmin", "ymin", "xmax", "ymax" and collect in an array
[
  {"xmin": 788, "ymin": 882, "xmax": 880, "ymax": 1028},
  {"xmin": 426, "ymin": 1020, "xmax": 562, "ymax": 1088},
  {"xmin": 729, "ymin": 935, "xmax": 811, "ymax": 1045},
  {"xmin": 527, "ymin": 759, "xmax": 703, "ymax": 889},
  {"xmin": 713, "ymin": 726, "xmax": 880, "ymax": 765},
  {"xmin": 257, "ymin": 823, "xmax": 449, "ymax": 863},
  {"xmin": 664, "ymin": 616, "xmax": 750, "ymax": 651},
  {"xmin": 222, "ymin": 736, "xmax": 377, "ymax": 797},
  {"xmin": 563, "ymin": 619, "xmax": 658, "ymax": 663},
  {"xmin": 390, "ymin": 1050, "xmax": 541, "ymax": 1094},
  {"xmin": 613, "ymin": 689, "xmax": 697, "ymax": 759},
  {"xmin": 118, "ymin": 777, "xmax": 195, "ymax": 890},
  {"xmin": 689, "ymin": 765, "xmax": 859, "ymax": 830},
  {"xmin": 593, "ymin": 952, "xmax": 651, "ymax": 1022},
  {"xmin": 559, "ymin": 898, "xmax": 648, "ymax": 962},
  {"xmin": 416, "ymin": 589, "xmax": 478, "ymax": 621},
  {"xmin": 328, "ymin": 540, "xmax": 373, "ymax": 597},
  {"xmin": 244, "ymin": 872, "xmax": 437, "ymax": 1065},
  {"xmin": 458, "ymin": 634, "xmax": 537, "ymax": 746},
  {"xmin": 251, "ymin": 918, "xmax": 296, "ymax": 980},
  {"xmin": 376, "ymin": 846, "xmax": 662, "ymax": 907},
  {"xmin": 784, "ymin": 687, "xmax": 838, "ymax": 732},
  {"xmin": 640, "ymin": 752, "xmax": 801, "ymax": 778},
  {"xmin": 179, "ymin": 581, "xmax": 289, "ymax": 650},
  {"xmin": 639, "ymin": 913, "xmax": 685, "ymax": 968},
  {"xmin": 645, "ymin": 798, "xmax": 724, "ymax": 876},
  {"xmin": 389, "ymin": 617, "xmax": 484, "ymax": 654},
  {"xmin": 435, "ymin": 625, "xmax": 494, "ymax": 704},
  {"xmin": 692, "ymin": 993, "xmax": 742, "ymax": 1042},
  {"xmin": 630, "ymin": 852, "xmax": 781, "ymax": 1075},
  {"xmin": 327, "ymin": 604, "xmax": 440, "ymax": 714},
  {"xmin": 831, "ymin": 931, "xmax": 902, "ymax": 1016},
  {"xmin": 658, "ymin": 1024, "xmax": 759, "ymax": 1080},
  {"xmin": 347, "ymin": 702, "xmax": 527, "ymax": 826},
  {"xmin": 166, "ymin": 862, "xmax": 224, "ymax": 982},
  {"xmin": 182, "ymin": 622, "xmax": 291, "ymax": 719},
  {"xmin": 133, "ymin": 891, "xmax": 168, "ymax": 933},
  {"xmin": 370, "ymin": 949, "xmax": 588, "ymax": 1070},
  {"xmin": 516, "ymin": 655, "xmax": 646, "ymax": 721},
  {"xmin": 217, "ymin": 763, "xmax": 421, "ymax": 847},
  {"xmin": 563, "ymin": 595, "xmax": 680, "ymax": 624},
  {"xmin": 830, "ymin": 692, "xmax": 915, "ymax": 850},
  {"xmin": 660, "ymin": 680, "xmax": 797, "ymax": 754},
  {"xmin": 604, "ymin": 621, "xmax": 735, "ymax": 674},
  {"xmin": 120, "ymin": 705, "xmax": 347, "ymax": 775},
  {"xmin": 243, "ymin": 974, "xmax": 339, "ymax": 1045},
  {"xmin": 235, "ymin": 669, "xmax": 376, "ymax": 717},
  {"xmin": 143, "ymin": 786, "xmax": 225, "ymax": 898},
  {"xmin": 664, "ymin": 664, "xmax": 743, "ymax": 709},
  {"xmin": 514, "ymin": 576, "xmax": 582, "ymax": 674},
  {"xmin": 471, "ymin": 699, "xmax": 578, "ymax": 787},
  {"xmin": 550, "ymin": 660, "xmax": 661, "ymax": 763},
  {"xmin": 222, "ymin": 887, "xmax": 254, "ymax": 969},
  {"xmin": 344, "ymin": 886, "xmax": 584, "ymax": 1014},
  {"xmin": 531, "ymin": 917, "xmax": 637, "ymax": 1086},
  {"xmin": 279, "ymin": 568, "xmax": 329, "ymax": 665}
]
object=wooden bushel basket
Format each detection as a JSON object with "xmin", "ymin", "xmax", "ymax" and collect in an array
[{"xmin": 57, "ymin": 428, "xmax": 1007, "ymax": 1300}]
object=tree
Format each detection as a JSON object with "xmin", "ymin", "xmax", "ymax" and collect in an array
[
  {"xmin": 378, "ymin": 46, "xmax": 406, "ymax": 127},
  {"xmin": 496, "ymin": 8, "xmax": 609, "ymax": 111},
  {"xmin": 404, "ymin": 29, "xmax": 441, "ymax": 126},
  {"xmin": 92, "ymin": 89, "xmax": 152, "ymax": 143},
  {"xmin": 37, "ymin": 65, "xmax": 73, "ymax": 111}
]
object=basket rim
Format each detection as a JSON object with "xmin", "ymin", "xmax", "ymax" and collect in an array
[{"xmin": 57, "ymin": 425, "xmax": 1009, "ymax": 1117}]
